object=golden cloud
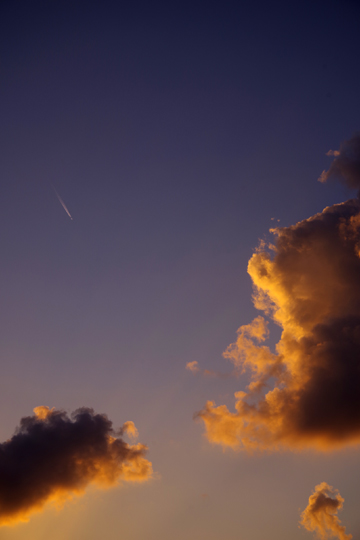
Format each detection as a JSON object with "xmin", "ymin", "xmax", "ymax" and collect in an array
[
  {"xmin": 186, "ymin": 361, "xmax": 200, "ymax": 374},
  {"xmin": 300, "ymin": 483, "xmax": 352, "ymax": 540},
  {"xmin": 197, "ymin": 196, "xmax": 360, "ymax": 451}
]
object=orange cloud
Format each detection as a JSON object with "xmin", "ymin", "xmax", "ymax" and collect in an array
[
  {"xmin": 0, "ymin": 407, "xmax": 152, "ymax": 525},
  {"xmin": 122, "ymin": 420, "xmax": 139, "ymax": 440},
  {"xmin": 186, "ymin": 361, "xmax": 200, "ymax": 374},
  {"xmin": 300, "ymin": 483, "xmax": 352, "ymax": 540},
  {"xmin": 197, "ymin": 193, "xmax": 360, "ymax": 451},
  {"xmin": 186, "ymin": 360, "xmax": 233, "ymax": 379}
]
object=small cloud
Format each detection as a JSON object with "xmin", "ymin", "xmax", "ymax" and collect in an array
[
  {"xmin": 318, "ymin": 170, "xmax": 328, "ymax": 183},
  {"xmin": 300, "ymin": 483, "xmax": 352, "ymax": 540},
  {"xmin": 186, "ymin": 361, "xmax": 200, "ymax": 374},
  {"xmin": 319, "ymin": 133, "xmax": 360, "ymax": 192},
  {"xmin": 122, "ymin": 421, "xmax": 139, "ymax": 440},
  {"xmin": 186, "ymin": 361, "xmax": 233, "ymax": 379}
]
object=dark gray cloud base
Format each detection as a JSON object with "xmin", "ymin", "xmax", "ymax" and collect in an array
[{"xmin": 0, "ymin": 407, "xmax": 152, "ymax": 524}]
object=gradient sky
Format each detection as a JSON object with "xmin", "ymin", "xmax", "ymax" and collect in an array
[{"xmin": 1, "ymin": 0, "xmax": 360, "ymax": 538}]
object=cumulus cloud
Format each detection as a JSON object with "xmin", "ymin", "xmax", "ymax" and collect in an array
[
  {"xmin": 300, "ymin": 483, "xmax": 352, "ymax": 540},
  {"xmin": 319, "ymin": 133, "xmax": 360, "ymax": 191},
  {"xmin": 197, "ymin": 189, "xmax": 360, "ymax": 450},
  {"xmin": 0, "ymin": 406, "xmax": 152, "ymax": 525}
]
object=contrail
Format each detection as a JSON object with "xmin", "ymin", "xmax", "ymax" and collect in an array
[{"xmin": 51, "ymin": 184, "xmax": 73, "ymax": 220}]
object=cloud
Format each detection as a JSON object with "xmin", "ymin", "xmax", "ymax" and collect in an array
[
  {"xmin": 186, "ymin": 360, "xmax": 233, "ymax": 379},
  {"xmin": 122, "ymin": 420, "xmax": 139, "ymax": 440},
  {"xmin": 325, "ymin": 150, "xmax": 340, "ymax": 157},
  {"xmin": 300, "ymin": 483, "xmax": 352, "ymax": 540},
  {"xmin": 186, "ymin": 361, "xmax": 200, "ymax": 374},
  {"xmin": 0, "ymin": 406, "xmax": 152, "ymax": 525},
  {"xmin": 197, "ymin": 195, "xmax": 360, "ymax": 451},
  {"xmin": 319, "ymin": 133, "xmax": 360, "ymax": 191}
]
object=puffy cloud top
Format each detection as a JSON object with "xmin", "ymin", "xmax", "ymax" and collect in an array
[
  {"xmin": 300, "ymin": 483, "xmax": 352, "ymax": 540},
  {"xmin": 198, "ymin": 198, "xmax": 360, "ymax": 450}
]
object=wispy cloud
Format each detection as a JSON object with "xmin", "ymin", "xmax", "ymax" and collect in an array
[
  {"xmin": 186, "ymin": 361, "xmax": 233, "ymax": 379},
  {"xmin": 186, "ymin": 361, "xmax": 200, "ymax": 374}
]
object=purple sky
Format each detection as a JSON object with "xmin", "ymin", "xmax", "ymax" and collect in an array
[{"xmin": 0, "ymin": 1, "xmax": 360, "ymax": 538}]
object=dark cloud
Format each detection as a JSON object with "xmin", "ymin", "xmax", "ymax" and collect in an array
[
  {"xmin": 300, "ymin": 483, "xmax": 352, "ymax": 540},
  {"xmin": 0, "ymin": 406, "xmax": 152, "ymax": 525},
  {"xmin": 319, "ymin": 133, "xmax": 360, "ymax": 192},
  {"xmin": 197, "ymin": 197, "xmax": 360, "ymax": 450}
]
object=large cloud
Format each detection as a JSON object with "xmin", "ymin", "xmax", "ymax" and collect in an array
[
  {"xmin": 0, "ymin": 406, "xmax": 152, "ymax": 525},
  {"xmin": 197, "ymin": 178, "xmax": 360, "ymax": 450},
  {"xmin": 300, "ymin": 483, "xmax": 352, "ymax": 540}
]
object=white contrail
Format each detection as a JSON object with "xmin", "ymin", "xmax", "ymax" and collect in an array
[{"xmin": 51, "ymin": 184, "xmax": 73, "ymax": 220}]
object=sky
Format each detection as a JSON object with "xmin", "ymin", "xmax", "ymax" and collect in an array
[{"xmin": 1, "ymin": 0, "xmax": 360, "ymax": 538}]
